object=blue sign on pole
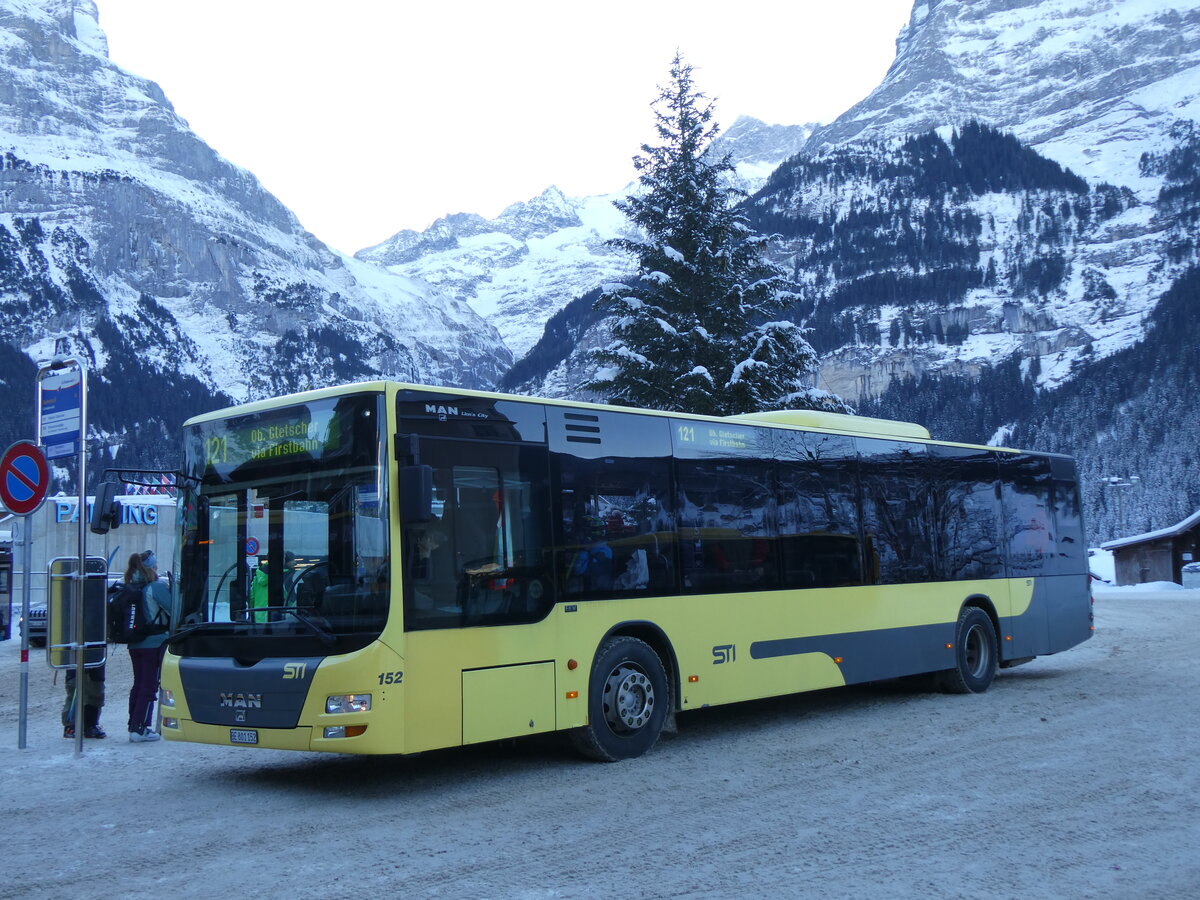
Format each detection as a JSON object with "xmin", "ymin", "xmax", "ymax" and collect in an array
[{"xmin": 39, "ymin": 370, "xmax": 83, "ymax": 459}]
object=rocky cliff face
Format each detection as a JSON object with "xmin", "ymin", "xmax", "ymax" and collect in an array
[
  {"xmin": 0, "ymin": 0, "xmax": 510, "ymax": 469},
  {"xmin": 746, "ymin": 122, "xmax": 1168, "ymax": 402},
  {"xmin": 753, "ymin": 0, "xmax": 1200, "ymax": 406},
  {"xmin": 807, "ymin": 0, "xmax": 1200, "ymax": 189}
]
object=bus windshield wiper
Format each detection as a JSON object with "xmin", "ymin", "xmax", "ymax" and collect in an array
[{"xmin": 276, "ymin": 607, "xmax": 338, "ymax": 648}]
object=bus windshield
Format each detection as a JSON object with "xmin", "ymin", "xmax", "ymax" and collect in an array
[{"xmin": 175, "ymin": 392, "xmax": 389, "ymax": 655}]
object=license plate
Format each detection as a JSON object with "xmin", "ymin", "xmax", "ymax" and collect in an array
[{"xmin": 229, "ymin": 729, "xmax": 258, "ymax": 745}]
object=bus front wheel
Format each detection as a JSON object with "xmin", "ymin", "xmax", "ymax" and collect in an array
[
  {"xmin": 937, "ymin": 606, "xmax": 998, "ymax": 694},
  {"xmin": 571, "ymin": 636, "xmax": 669, "ymax": 761}
]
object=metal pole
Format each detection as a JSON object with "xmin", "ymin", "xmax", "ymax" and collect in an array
[
  {"xmin": 73, "ymin": 360, "xmax": 87, "ymax": 758},
  {"xmin": 17, "ymin": 516, "xmax": 31, "ymax": 749}
]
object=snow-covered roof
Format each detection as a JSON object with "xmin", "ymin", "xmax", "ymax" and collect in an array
[{"xmin": 1101, "ymin": 509, "xmax": 1200, "ymax": 551}]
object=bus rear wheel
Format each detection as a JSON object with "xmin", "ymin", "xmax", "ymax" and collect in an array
[
  {"xmin": 937, "ymin": 606, "xmax": 998, "ymax": 694},
  {"xmin": 571, "ymin": 636, "xmax": 669, "ymax": 761}
]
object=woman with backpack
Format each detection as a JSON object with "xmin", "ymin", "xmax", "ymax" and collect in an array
[{"xmin": 125, "ymin": 550, "xmax": 171, "ymax": 743}]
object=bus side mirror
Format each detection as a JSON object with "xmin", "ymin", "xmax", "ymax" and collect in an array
[
  {"xmin": 400, "ymin": 465, "xmax": 434, "ymax": 523},
  {"xmin": 90, "ymin": 480, "xmax": 122, "ymax": 534}
]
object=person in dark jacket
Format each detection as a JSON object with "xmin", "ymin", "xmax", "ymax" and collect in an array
[{"xmin": 125, "ymin": 550, "xmax": 171, "ymax": 743}]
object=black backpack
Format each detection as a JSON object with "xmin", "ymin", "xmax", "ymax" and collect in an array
[{"xmin": 107, "ymin": 583, "xmax": 169, "ymax": 644}]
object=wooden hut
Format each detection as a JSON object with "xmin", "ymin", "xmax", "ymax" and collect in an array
[{"xmin": 1100, "ymin": 510, "xmax": 1200, "ymax": 586}]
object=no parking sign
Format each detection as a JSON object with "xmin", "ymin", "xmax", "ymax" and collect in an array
[{"xmin": 0, "ymin": 441, "xmax": 50, "ymax": 516}]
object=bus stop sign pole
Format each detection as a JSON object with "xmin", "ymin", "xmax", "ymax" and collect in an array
[
  {"xmin": 37, "ymin": 353, "xmax": 89, "ymax": 756},
  {"xmin": 0, "ymin": 441, "xmax": 50, "ymax": 749}
]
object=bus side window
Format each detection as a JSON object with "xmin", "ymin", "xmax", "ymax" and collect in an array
[
  {"xmin": 554, "ymin": 454, "xmax": 676, "ymax": 599},
  {"xmin": 676, "ymin": 458, "xmax": 777, "ymax": 593},
  {"xmin": 404, "ymin": 442, "xmax": 555, "ymax": 629},
  {"xmin": 857, "ymin": 438, "xmax": 934, "ymax": 585},
  {"xmin": 774, "ymin": 431, "xmax": 863, "ymax": 589},
  {"xmin": 1000, "ymin": 454, "xmax": 1052, "ymax": 578}
]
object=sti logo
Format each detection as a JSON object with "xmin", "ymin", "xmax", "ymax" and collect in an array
[
  {"xmin": 712, "ymin": 644, "xmax": 736, "ymax": 665},
  {"xmin": 282, "ymin": 662, "xmax": 307, "ymax": 680}
]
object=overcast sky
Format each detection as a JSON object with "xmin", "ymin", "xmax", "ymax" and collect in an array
[{"xmin": 93, "ymin": 0, "xmax": 913, "ymax": 255}]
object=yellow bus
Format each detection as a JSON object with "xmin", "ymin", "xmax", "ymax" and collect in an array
[{"xmin": 159, "ymin": 381, "xmax": 1093, "ymax": 760}]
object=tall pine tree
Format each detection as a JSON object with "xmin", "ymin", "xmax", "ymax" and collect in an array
[{"xmin": 587, "ymin": 52, "xmax": 849, "ymax": 416}]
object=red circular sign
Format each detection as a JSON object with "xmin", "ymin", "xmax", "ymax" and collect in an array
[{"xmin": 0, "ymin": 441, "xmax": 51, "ymax": 516}]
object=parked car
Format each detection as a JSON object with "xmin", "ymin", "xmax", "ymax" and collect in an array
[{"xmin": 19, "ymin": 602, "xmax": 47, "ymax": 647}]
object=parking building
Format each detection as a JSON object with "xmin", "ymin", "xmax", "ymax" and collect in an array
[{"xmin": 1, "ymin": 493, "xmax": 177, "ymax": 644}]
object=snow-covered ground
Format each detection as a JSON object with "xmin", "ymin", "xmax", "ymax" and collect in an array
[{"xmin": 2, "ymin": 583, "xmax": 1197, "ymax": 898}]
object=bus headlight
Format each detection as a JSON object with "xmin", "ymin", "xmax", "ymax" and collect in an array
[
  {"xmin": 160, "ymin": 688, "xmax": 175, "ymax": 708},
  {"xmin": 326, "ymin": 694, "xmax": 371, "ymax": 714},
  {"xmin": 323, "ymin": 725, "xmax": 368, "ymax": 738}
]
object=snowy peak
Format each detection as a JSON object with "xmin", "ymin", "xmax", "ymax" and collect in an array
[
  {"xmin": 809, "ymin": 0, "xmax": 1200, "ymax": 188},
  {"xmin": 357, "ymin": 186, "xmax": 588, "ymax": 268},
  {"xmin": 494, "ymin": 186, "xmax": 584, "ymax": 238},
  {"xmin": 359, "ymin": 116, "xmax": 815, "ymax": 359},
  {"xmin": 709, "ymin": 115, "xmax": 817, "ymax": 185}
]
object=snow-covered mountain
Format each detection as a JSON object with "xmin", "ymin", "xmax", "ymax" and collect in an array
[
  {"xmin": 373, "ymin": 1, "xmax": 1200, "ymax": 415},
  {"xmin": 460, "ymin": 0, "xmax": 1200, "ymax": 541},
  {"xmin": 492, "ymin": 2, "xmax": 1194, "ymax": 388},
  {"xmin": 358, "ymin": 117, "xmax": 816, "ymax": 360},
  {"xmin": 755, "ymin": 0, "xmax": 1200, "ymax": 401},
  {"xmin": 3, "ymin": 0, "xmax": 1195, "ymax": 537},
  {"xmin": 358, "ymin": 187, "xmax": 628, "ymax": 361},
  {"xmin": 0, "ymin": 0, "xmax": 510, "ymax": 469},
  {"xmin": 807, "ymin": 0, "xmax": 1200, "ymax": 192},
  {"xmin": 737, "ymin": 0, "xmax": 1200, "ymax": 541}
]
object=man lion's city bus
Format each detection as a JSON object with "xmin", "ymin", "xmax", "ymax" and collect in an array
[{"xmin": 159, "ymin": 381, "xmax": 1092, "ymax": 760}]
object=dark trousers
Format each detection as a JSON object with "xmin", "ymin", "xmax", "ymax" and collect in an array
[
  {"xmin": 63, "ymin": 666, "xmax": 106, "ymax": 728},
  {"xmin": 128, "ymin": 646, "xmax": 164, "ymax": 732}
]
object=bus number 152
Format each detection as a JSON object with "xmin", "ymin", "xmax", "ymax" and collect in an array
[{"xmin": 378, "ymin": 671, "xmax": 404, "ymax": 685}]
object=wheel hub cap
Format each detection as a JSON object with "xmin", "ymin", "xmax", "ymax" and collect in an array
[{"xmin": 603, "ymin": 664, "xmax": 655, "ymax": 733}]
